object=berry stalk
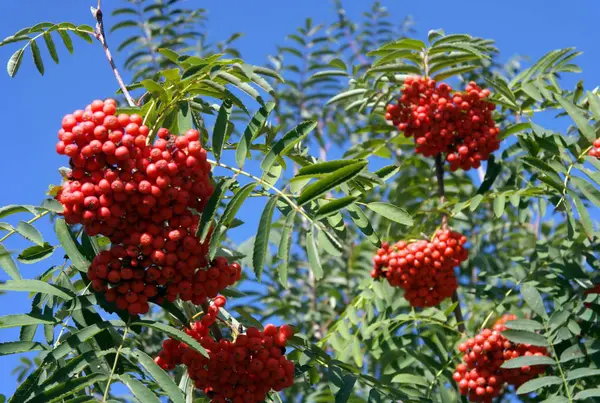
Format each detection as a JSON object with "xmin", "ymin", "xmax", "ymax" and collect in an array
[
  {"xmin": 435, "ymin": 152, "xmax": 466, "ymax": 333},
  {"xmin": 201, "ymin": 299, "xmax": 223, "ymax": 341}
]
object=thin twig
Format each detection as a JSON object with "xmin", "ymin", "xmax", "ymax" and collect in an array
[
  {"xmin": 91, "ymin": 5, "xmax": 136, "ymax": 107},
  {"xmin": 54, "ymin": 282, "xmax": 92, "ymax": 348},
  {"xmin": 201, "ymin": 300, "xmax": 223, "ymax": 341},
  {"xmin": 103, "ymin": 320, "xmax": 130, "ymax": 402},
  {"xmin": 434, "ymin": 153, "xmax": 466, "ymax": 333}
]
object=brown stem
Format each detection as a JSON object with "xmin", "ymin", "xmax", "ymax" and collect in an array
[
  {"xmin": 435, "ymin": 153, "xmax": 466, "ymax": 333},
  {"xmin": 201, "ymin": 300, "xmax": 223, "ymax": 341},
  {"xmin": 91, "ymin": 5, "xmax": 136, "ymax": 107}
]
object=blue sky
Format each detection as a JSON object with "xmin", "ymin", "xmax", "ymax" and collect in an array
[{"xmin": 0, "ymin": 0, "xmax": 599, "ymax": 398}]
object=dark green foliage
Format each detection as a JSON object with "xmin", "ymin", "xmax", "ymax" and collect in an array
[{"xmin": 0, "ymin": 1, "xmax": 599, "ymax": 402}]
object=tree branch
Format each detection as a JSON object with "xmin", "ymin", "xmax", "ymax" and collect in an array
[
  {"xmin": 91, "ymin": 5, "xmax": 136, "ymax": 107},
  {"xmin": 435, "ymin": 153, "xmax": 466, "ymax": 333}
]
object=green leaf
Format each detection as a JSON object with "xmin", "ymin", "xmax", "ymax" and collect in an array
[
  {"xmin": 117, "ymin": 374, "xmax": 161, "ymax": 403},
  {"xmin": 27, "ymin": 374, "xmax": 107, "ymax": 403},
  {"xmin": 177, "ymin": 102, "xmax": 192, "ymax": 134},
  {"xmin": 212, "ymin": 99, "xmax": 232, "ymax": 162},
  {"xmin": 133, "ymin": 320, "xmax": 207, "ymax": 357},
  {"xmin": 572, "ymin": 176, "xmax": 600, "ymax": 207},
  {"xmin": 500, "ymin": 122, "xmax": 532, "ymax": 140},
  {"xmin": 57, "ymin": 31, "xmax": 73, "ymax": 54},
  {"xmin": 110, "ymin": 20, "xmax": 138, "ymax": 32},
  {"xmin": 297, "ymin": 162, "xmax": 367, "ymax": 206},
  {"xmin": 556, "ymin": 96, "xmax": 596, "ymax": 143},
  {"xmin": 0, "ymin": 243, "xmax": 20, "ymax": 279},
  {"xmin": 306, "ymin": 229, "xmax": 323, "ymax": 280},
  {"xmin": 252, "ymin": 196, "xmax": 278, "ymax": 281},
  {"xmin": 30, "ymin": 40, "xmax": 44, "ymax": 75},
  {"xmin": 351, "ymin": 337, "xmax": 363, "ymax": 368},
  {"xmin": 366, "ymin": 202, "xmax": 413, "ymax": 226},
  {"xmin": 17, "ymin": 243, "xmax": 55, "ymax": 263},
  {"xmin": 502, "ymin": 330, "xmax": 548, "ymax": 347},
  {"xmin": 516, "ymin": 376, "xmax": 563, "ymax": 395},
  {"xmin": 326, "ymin": 89, "xmax": 368, "ymax": 106},
  {"xmin": 219, "ymin": 182, "xmax": 258, "ymax": 229},
  {"xmin": 329, "ymin": 58, "xmax": 347, "ymax": 70},
  {"xmin": 504, "ymin": 319, "xmax": 544, "ymax": 331},
  {"xmin": 298, "ymin": 160, "xmax": 364, "ymax": 177},
  {"xmin": 316, "ymin": 197, "xmax": 358, "ymax": 220},
  {"xmin": 560, "ymin": 340, "xmax": 600, "ymax": 363},
  {"xmin": 346, "ymin": 204, "xmax": 381, "ymax": 246},
  {"xmin": 485, "ymin": 77, "xmax": 517, "ymax": 106},
  {"xmin": 574, "ymin": 389, "xmax": 600, "ymax": 400},
  {"xmin": 493, "ymin": 194, "xmax": 506, "ymax": 218},
  {"xmin": 0, "ymin": 313, "xmax": 55, "ymax": 329},
  {"xmin": 140, "ymin": 79, "xmax": 168, "ymax": 102},
  {"xmin": 196, "ymin": 178, "xmax": 234, "ymax": 243},
  {"xmin": 277, "ymin": 212, "xmax": 295, "ymax": 286},
  {"xmin": 567, "ymin": 368, "xmax": 600, "ymax": 381},
  {"xmin": 367, "ymin": 62, "xmax": 422, "ymax": 76},
  {"xmin": 335, "ymin": 374, "xmax": 357, "ymax": 403},
  {"xmin": 7, "ymin": 48, "xmax": 24, "ymax": 77},
  {"xmin": 587, "ymin": 91, "xmax": 600, "ymax": 122},
  {"xmin": 0, "ymin": 341, "xmax": 46, "ymax": 356},
  {"xmin": 236, "ymin": 102, "xmax": 275, "ymax": 168},
  {"xmin": 42, "ymin": 32, "xmax": 59, "ymax": 64},
  {"xmin": 0, "ymin": 280, "xmax": 73, "ymax": 300},
  {"xmin": 127, "ymin": 350, "xmax": 184, "ymax": 403},
  {"xmin": 432, "ymin": 65, "xmax": 478, "ymax": 81},
  {"xmin": 392, "ymin": 373, "xmax": 429, "ymax": 386},
  {"xmin": 570, "ymin": 192, "xmax": 594, "ymax": 238},
  {"xmin": 378, "ymin": 38, "xmax": 426, "ymax": 51},
  {"xmin": 42, "ymin": 323, "xmax": 112, "ymax": 365},
  {"xmin": 15, "ymin": 221, "xmax": 43, "ymax": 245},
  {"xmin": 40, "ymin": 199, "xmax": 63, "ymax": 213},
  {"xmin": 501, "ymin": 355, "xmax": 555, "ymax": 369},
  {"xmin": 521, "ymin": 283, "xmax": 548, "ymax": 319},
  {"xmin": 260, "ymin": 121, "xmax": 317, "ymax": 175},
  {"xmin": 54, "ymin": 219, "xmax": 89, "ymax": 272}
]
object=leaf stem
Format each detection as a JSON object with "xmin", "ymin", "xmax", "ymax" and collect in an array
[
  {"xmin": 0, "ymin": 210, "xmax": 48, "ymax": 243},
  {"xmin": 54, "ymin": 281, "xmax": 92, "ymax": 348},
  {"xmin": 544, "ymin": 322, "xmax": 574, "ymax": 402},
  {"xmin": 207, "ymin": 159, "xmax": 319, "ymax": 233},
  {"xmin": 91, "ymin": 6, "xmax": 136, "ymax": 107},
  {"xmin": 557, "ymin": 145, "xmax": 593, "ymax": 209},
  {"xmin": 103, "ymin": 320, "xmax": 130, "ymax": 402}
]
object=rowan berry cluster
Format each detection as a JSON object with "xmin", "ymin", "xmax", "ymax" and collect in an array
[
  {"xmin": 371, "ymin": 229, "xmax": 468, "ymax": 307},
  {"xmin": 453, "ymin": 314, "xmax": 549, "ymax": 402},
  {"xmin": 385, "ymin": 76, "xmax": 501, "ymax": 171},
  {"xmin": 589, "ymin": 140, "xmax": 600, "ymax": 158},
  {"xmin": 155, "ymin": 297, "xmax": 295, "ymax": 402},
  {"xmin": 55, "ymin": 99, "xmax": 241, "ymax": 315}
]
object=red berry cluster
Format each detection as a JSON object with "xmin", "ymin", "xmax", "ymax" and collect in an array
[
  {"xmin": 385, "ymin": 76, "xmax": 501, "ymax": 171},
  {"xmin": 453, "ymin": 315, "xmax": 549, "ymax": 402},
  {"xmin": 155, "ymin": 297, "xmax": 295, "ymax": 402},
  {"xmin": 584, "ymin": 284, "xmax": 600, "ymax": 308},
  {"xmin": 371, "ymin": 229, "xmax": 468, "ymax": 307},
  {"xmin": 55, "ymin": 99, "xmax": 241, "ymax": 315},
  {"xmin": 88, "ymin": 245, "xmax": 241, "ymax": 315},
  {"xmin": 589, "ymin": 140, "xmax": 600, "ymax": 158}
]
